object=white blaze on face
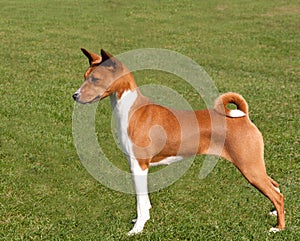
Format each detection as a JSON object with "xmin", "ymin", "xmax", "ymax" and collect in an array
[{"xmin": 75, "ymin": 87, "xmax": 81, "ymax": 95}]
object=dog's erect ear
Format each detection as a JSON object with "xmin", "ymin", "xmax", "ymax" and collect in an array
[
  {"xmin": 100, "ymin": 49, "xmax": 120, "ymax": 69},
  {"xmin": 100, "ymin": 49, "xmax": 113, "ymax": 62},
  {"xmin": 81, "ymin": 48, "xmax": 102, "ymax": 65}
]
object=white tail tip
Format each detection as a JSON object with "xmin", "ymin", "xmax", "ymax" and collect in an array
[{"xmin": 229, "ymin": 109, "xmax": 246, "ymax": 118}]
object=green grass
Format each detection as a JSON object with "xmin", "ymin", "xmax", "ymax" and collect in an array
[{"xmin": 1, "ymin": 0, "xmax": 299, "ymax": 240}]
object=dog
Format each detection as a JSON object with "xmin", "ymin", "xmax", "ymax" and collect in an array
[{"xmin": 73, "ymin": 48, "xmax": 285, "ymax": 235}]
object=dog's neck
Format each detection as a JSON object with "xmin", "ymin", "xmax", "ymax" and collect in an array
[
  {"xmin": 109, "ymin": 89, "xmax": 139, "ymax": 157},
  {"xmin": 110, "ymin": 89, "xmax": 138, "ymax": 116},
  {"xmin": 109, "ymin": 71, "xmax": 149, "ymax": 115}
]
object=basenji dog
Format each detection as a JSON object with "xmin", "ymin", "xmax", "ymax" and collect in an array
[{"xmin": 73, "ymin": 48, "xmax": 285, "ymax": 235}]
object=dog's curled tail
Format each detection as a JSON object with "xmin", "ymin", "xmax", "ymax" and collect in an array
[{"xmin": 214, "ymin": 92, "xmax": 248, "ymax": 118}]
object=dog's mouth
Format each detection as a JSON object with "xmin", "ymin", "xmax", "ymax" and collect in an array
[{"xmin": 87, "ymin": 95, "xmax": 101, "ymax": 104}]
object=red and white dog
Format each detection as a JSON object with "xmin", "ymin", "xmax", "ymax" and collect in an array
[{"xmin": 73, "ymin": 48, "xmax": 285, "ymax": 235}]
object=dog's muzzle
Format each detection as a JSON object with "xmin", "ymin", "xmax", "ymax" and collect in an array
[
  {"xmin": 73, "ymin": 92, "xmax": 80, "ymax": 101},
  {"xmin": 72, "ymin": 91, "xmax": 101, "ymax": 104}
]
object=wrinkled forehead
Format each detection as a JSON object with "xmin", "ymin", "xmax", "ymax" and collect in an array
[
  {"xmin": 84, "ymin": 64, "xmax": 116, "ymax": 83},
  {"xmin": 84, "ymin": 64, "xmax": 99, "ymax": 79}
]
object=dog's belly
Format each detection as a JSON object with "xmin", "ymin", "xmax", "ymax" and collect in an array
[{"xmin": 149, "ymin": 156, "xmax": 183, "ymax": 167}]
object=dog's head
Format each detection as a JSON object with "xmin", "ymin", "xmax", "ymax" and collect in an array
[{"xmin": 73, "ymin": 48, "xmax": 134, "ymax": 104}]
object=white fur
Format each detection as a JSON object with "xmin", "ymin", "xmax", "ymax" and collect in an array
[
  {"xmin": 274, "ymin": 187, "xmax": 280, "ymax": 193},
  {"xmin": 269, "ymin": 227, "xmax": 280, "ymax": 233},
  {"xmin": 75, "ymin": 87, "xmax": 81, "ymax": 96},
  {"xmin": 128, "ymin": 164, "xmax": 151, "ymax": 235},
  {"xmin": 110, "ymin": 90, "xmax": 137, "ymax": 157},
  {"xmin": 229, "ymin": 109, "xmax": 246, "ymax": 118},
  {"xmin": 269, "ymin": 210, "xmax": 278, "ymax": 216},
  {"xmin": 110, "ymin": 90, "xmax": 151, "ymax": 235},
  {"xmin": 150, "ymin": 156, "xmax": 183, "ymax": 167}
]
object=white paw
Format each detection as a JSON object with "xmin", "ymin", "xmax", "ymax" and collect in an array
[
  {"xmin": 127, "ymin": 217, "xmax": 149, "ymax": 236},
  {"xmin": 131, "ymin": 219, "xmax": 137, "ymax": 223},
  {"xmin": 269, "ymin": 227, "xmax": 280, "ymax": 233},
  {"xmin": 269, "ymin": 209, "xmax": 285, "ymax": 216},
  {"xmin": 269, "ymin": 210, "xmax": 278, "ymax": 216},
  {"xmin": 128, "ymin": 226, "xmax": 143, "ymax": 236}
]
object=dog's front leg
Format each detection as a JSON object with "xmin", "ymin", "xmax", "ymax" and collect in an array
[{"xmin": 128, "ymin": 159, "xmax": 151, "ymax": 235}]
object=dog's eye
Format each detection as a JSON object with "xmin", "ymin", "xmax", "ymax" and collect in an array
[{"xmin": 91, "ymin": 77, "xmax": 101, "ymax": 83}]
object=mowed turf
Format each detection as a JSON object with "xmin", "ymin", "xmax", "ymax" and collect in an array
[{"xmin": 0, "ymin": 0, "xmax": 299, "ymax": 240}]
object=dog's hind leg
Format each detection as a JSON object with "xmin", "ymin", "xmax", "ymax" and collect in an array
[
  {"xmin": 268, "ymin": 176, "xmax": 281, "ymax": 192},
  {"xmin": 233, "ymin": 160, "xmax": 285, "ymax": 232},
  {"xmin": 267, "ymin": 176, "xmax": 285, "ymax": 217}
]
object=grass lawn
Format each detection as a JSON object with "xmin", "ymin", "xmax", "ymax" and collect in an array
[{"xmin": 0, "ymin": 0, "xmax": 299, "ymax": 240}]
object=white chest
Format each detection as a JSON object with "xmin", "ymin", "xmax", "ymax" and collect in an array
[{"xmin": 110, "ymin": 90, "xmax": 138, "ymax": 157}]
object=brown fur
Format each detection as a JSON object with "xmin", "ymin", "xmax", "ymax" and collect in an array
[{"xmin": 73, "ymin": 48, "xmax": 285, "ymax": 231}]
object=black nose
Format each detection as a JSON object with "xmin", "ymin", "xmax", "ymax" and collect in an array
[{"xmin": 73, "ymin": 92, "xmax": 79, "ymax": 101}]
